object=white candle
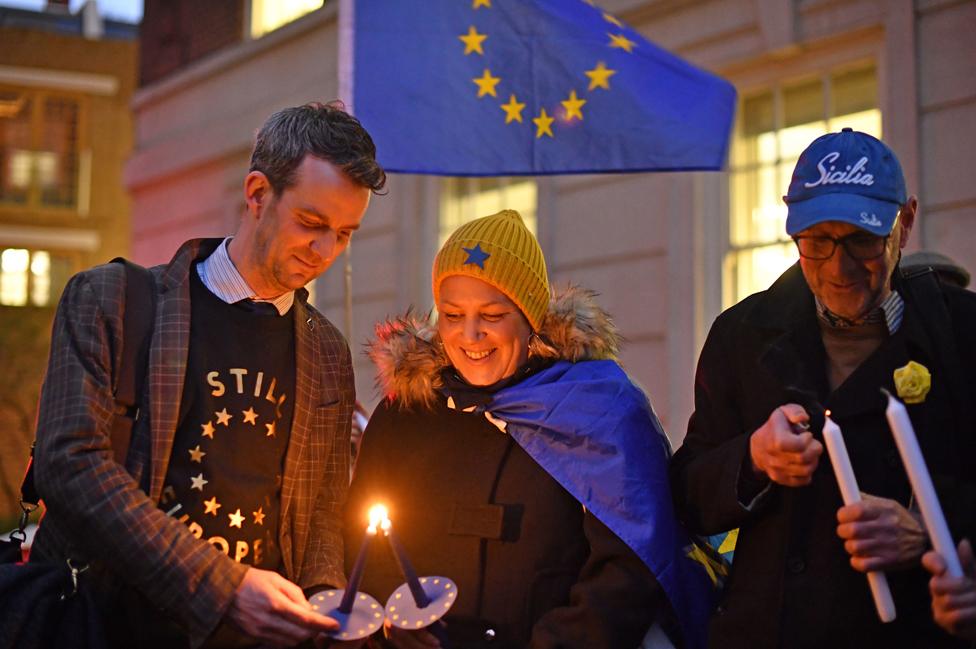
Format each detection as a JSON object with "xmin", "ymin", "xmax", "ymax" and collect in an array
[
  {"xmin": 884, "ymin": 390, "xmax": 963, "ymax": 577},
  {"xmin": 822, "ymin": 415, "xmax": 897, "ymax": 622}
]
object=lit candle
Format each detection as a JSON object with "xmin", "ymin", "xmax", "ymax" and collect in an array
[
  {"xmin": 883, "ymin": 390, "xmax": 963, "ymax": 577},
  {"xmin": 381, "ymin": 513, "xmax": 430, "ymax": 607},
  {"xmin": 338, "ymin": 504, "xmax": 386, "ymax": 613},
  {"xmin": 822, "ymin": 413, "xmax": 896, "ymax": 622}
]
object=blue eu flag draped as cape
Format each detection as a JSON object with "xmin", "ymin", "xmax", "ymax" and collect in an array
[
  {"xmin": 477, "ymin": 360, "xmax": 718, "ymax": 649},
  {"xmin": 352, "ymin": 0, "xmax": 736, "ymax": 175}
]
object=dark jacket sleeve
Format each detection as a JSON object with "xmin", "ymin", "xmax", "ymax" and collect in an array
[
  {"xmin": 527, "ymin": 512, "xmax": 669, "ymax": 649},
  {"xmin": 670, "ymin": 311, "xmax": 776, "ymax": 536},
  {"xmin": 32, "ymin": 268, "xmax": 248, "ymax": 647}
]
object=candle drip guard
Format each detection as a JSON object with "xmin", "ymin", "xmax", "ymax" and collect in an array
[
  {"xmin": 384, "ymin": 576, "xmax": 458, "ymax": 631},
  {"xmin": 312, "ymin": 589, "xmax": 385, "ymax": 641}
]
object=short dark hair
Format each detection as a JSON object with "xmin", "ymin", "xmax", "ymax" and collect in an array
[{"xmin": 249, "ymin": 101, "xmax": 386, "ymax": 195}]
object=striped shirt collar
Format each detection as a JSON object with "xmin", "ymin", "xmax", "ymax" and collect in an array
[
  {"xmin": 815, "ymin": 290, "xmax": 904, "ymax": 334},
  {"xmin": 196, "ymin": 237, "xmax": 294, "ymax": 316}
]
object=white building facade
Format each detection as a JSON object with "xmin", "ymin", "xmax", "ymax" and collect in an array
[{"xmin": 126, "ymin": 0, "xmax": 976, "ymax": 444}]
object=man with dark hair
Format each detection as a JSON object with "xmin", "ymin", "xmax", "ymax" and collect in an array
[
  {"xmin": 29, "ymin": 102, "xmax": 386, "ymax": 648},
  {"xmin": 671, "ymin": 129, "xmax": 976, "ymax": 648}
]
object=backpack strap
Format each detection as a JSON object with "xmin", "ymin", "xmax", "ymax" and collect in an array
[
  {"xmin": 19, "ymin": 259, "xmax": 157, "ymax": 513},
  {"xmin": 107, "ymin": 257, "xmax": 157, "ymax": 465}
]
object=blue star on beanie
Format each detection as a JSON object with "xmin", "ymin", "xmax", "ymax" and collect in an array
[{"xmin": 462, "ymin": 244, "xmax": 491, "ymax": 269}]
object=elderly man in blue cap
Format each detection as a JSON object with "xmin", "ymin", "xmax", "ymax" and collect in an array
[{"xmin": 671, "ymin": 129, "xmax": 976, "ymax": 649}]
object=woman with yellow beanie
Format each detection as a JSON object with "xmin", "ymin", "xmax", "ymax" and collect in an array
[{"xmin": 344, "ymin": 210, "xmax": 715, "ymax": 649}]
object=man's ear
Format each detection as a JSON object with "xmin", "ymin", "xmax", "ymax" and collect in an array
[
  {"xmin": 244, "ymin": 171, "xmax": 273, "ymax": 217},
  {"xmin": 897, "ymin": 196, "xmax": 918, "ymax": 250}
]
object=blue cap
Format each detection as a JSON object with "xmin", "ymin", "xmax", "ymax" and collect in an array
[{"xmin": 784, "ymin": 128, "xmax": 907, "ymax": 236}]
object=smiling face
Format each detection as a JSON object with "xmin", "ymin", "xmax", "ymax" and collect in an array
[
  {"xmin": 232, "ymin": 154, "xmax": 371, "ymax": 297},
  {"xmin": 797, "ymin": 202, "xmax": 915, "ymax": 320},
  {"xmin": 436, "ymin": 275, "xmax": 532, "ymax": 386}
]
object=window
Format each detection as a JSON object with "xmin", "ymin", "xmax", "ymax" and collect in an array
[
  {"xmin": 725, "ymin": 65, "xmax": 881, "ymax": 307},
  {"xmin": 0, "ymin": 248, "xmax": 75, "ymax": 307},
  {"xmin": 249, "ymin": 0, "xmax": 324, "ymax": 39},
  {"xmin": 439, "ymin": 177, "xmax": 538, "ymax": 248},
  {"xmin": 0, "ymin": 88, "xmax": 83, "ymax": 211}
]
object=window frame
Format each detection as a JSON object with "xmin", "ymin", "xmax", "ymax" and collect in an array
[
  {"xmin": 438, "ymin": 176, "xmax": 539, "ymax": 248},
  {"xmin": 0, "ymin": 245, "xmax": 81, "ymax": 308},
  {"xmin": 246, "ymin": 0, "xmax": 326, "ymax": 40},
  {"xmin": 724, "ymin": 59, "xmax": 882, "ymax": 308},
  {"xmin": 0, "ymin": 85, "xmax": 89, "ymax": 217}
]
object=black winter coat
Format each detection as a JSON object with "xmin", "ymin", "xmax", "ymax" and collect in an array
[
  {"xmin": 670, "ymin": 264, "xmax": 976, "ymax": 649},
  {"xmin": 345, "ymin": 393, "xmax": 671, "ymax": 649}
]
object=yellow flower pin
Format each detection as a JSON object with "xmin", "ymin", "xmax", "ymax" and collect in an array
[{"xmin": 893, "ymin": 361, "xmax": 931, "ymax": 404}]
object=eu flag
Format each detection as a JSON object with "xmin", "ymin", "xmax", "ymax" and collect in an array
[
  {"xmin": 485, "ymin": 360, "xmax": 719, "ymax": 649},
  {"xmin": 352, "ymin": 0, "xmax": 736, "ymax": 176}
]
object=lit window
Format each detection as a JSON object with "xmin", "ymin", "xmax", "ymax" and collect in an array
[
  {"xmin": 1, "ymin": 248, "xmax": 29, "ymax": 306},
  {"xmin": 439, "ymin": 177, "xmax": 538, "ymax": 248},
  {"xmin": 250, "ymin": 0, "xmax": 324, "ymax": 39},
  {"xmin": 0, "ymin": 247, "xmax": 73, "ymax": 307},
  {"xmin": 0, "ymin": 88, "xmax": 82, "ymax": 210},
  {"xmin": 726, "ymin": 65, "xmax": 881, "ymax": 306}
]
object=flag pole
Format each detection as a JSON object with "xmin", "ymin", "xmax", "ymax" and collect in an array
[{"xmin": 338, "ymin": 0, "xmax": 355, "ymax": 341}]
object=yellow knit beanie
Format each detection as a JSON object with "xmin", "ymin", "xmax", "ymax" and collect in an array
[{"xmin": 432, "ymin": 209, "xmax": 550, "ymax": 331}]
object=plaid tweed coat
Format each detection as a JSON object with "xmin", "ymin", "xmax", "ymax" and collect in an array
[{"xmin": 30, "ymin": 238, "xmax": 354, "ymax": 646}]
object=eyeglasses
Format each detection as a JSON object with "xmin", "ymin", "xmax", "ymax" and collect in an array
[{"xmin": 792, "ymin": 232, "xmax": 890, "ymax": 261}]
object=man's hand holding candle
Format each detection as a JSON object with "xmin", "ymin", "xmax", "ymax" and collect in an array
[
  {"xmin": 836, "ymin": 493, "xmax": 926, "ymax": 572},
  {"xmin": 749, "ymin": 404, "xmax": 822, "ymax": 487},
  {"xmin": 227, "ymin": 568, "xmax": 340, "ymax": 647},
  {"xmin": 923, "ymin": 538, "xmax": 976, "ymax": 640}
]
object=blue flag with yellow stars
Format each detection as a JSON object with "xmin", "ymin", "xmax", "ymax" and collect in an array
[
  {"xmin": 352, "ymin": 0, "xmax": 736, "ymax": 175},
  {"xmin": 484, "ymin": 360, "xmax": 718, "ymax": 649}
]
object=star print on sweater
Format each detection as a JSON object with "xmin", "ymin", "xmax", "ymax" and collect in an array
[{"xmin": 159, "ymin": 268, "xmax": 295, "ymax": 570}]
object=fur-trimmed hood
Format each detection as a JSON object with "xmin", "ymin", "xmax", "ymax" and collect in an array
[{"xmin": 367, "ymin": 285, "xmax": 621, "ymax": 408}]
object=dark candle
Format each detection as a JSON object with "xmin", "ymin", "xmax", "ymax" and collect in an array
[
  {"xmin": 386, "ymin": 525, "xmax": 430, "ymax": 608},
  {"xmin": 338, "ymin": 528, "xmax": 374, "ymax": 613}
]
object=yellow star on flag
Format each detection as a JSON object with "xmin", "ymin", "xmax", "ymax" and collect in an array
[
  {"xmin": 473, "ymin": 69, "xmax": 501, "ymax": 98},
  {"xmin": 190, "ymin": 472, "xmax": 208, "ymax": 491},
  {"xmin": 533, "ymin": 108, "xmax": 555, "ymax": 138},
  {"xmin": 608, "ymin": 32, "xmax": 637, "ymax": 53},
  {"xmin": 472, "ymin": 0, "xmax": 490, "ymax": 7},
  {"xmin": 215, "ymin": 407, "xmax": 233, "ymax": 426},
  {"xmin": 603, "ymin": 12, "xmax": 623, "ymax": 27},
  {"xmin": 687, "ymin": 544, "xmax": 729, "ymax": 587},
  {"xmin": 203, "ymin": 496, "xmax": 221, "ymax": 516},
  {"xmin": 265, "ymin": 421, "xmax": 276, "ymax": 437},
  {"xmin": 458, "ymin": 26, "xmax": 487, "ymax": 55},
  {"xmin": 561, "ymin": 90, "xmax": 587, "ymax": 121},
  {"xmin": 585, "ymin": 61, "xmax": 617, "ymax": 91},
  {"xmin": 717, "ymin": 528, "xmax": 739, "ymax": 555},
  {"xmin": 200, "ymin": 421, "xmax": 215, "ymax": 439},
  {"xmin": 228, "ymin": 508, "xmax": 245, "ymax": 529},
  {"xmin": 188, "ymin": 445, "xmax": 205, "ymax": 463},
  {"xmin": 500, "ymin": 94, "xmax": 525, "ymax": 124},
  {"xmin": 242, "ymin": 407, "xmax": 258, "ymax": 425},
  {"xmin": 253, "ymin": 507, "xmax": 266, "ymax": 526}
]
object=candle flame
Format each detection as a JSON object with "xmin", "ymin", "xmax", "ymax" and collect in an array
[
  {"xmin": 367, "ymin": 504, "xmax": 388, "ymax": 534},
  {"xmin": 825, "ymin": 409, "xmax": 831, "ymax": 417}
]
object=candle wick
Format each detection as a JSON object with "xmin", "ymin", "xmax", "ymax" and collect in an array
[{"xmin": 880, "ymin": 387, "xmax": 892, "ymax": 398}]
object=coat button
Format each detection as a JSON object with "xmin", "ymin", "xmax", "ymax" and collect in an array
[
  {"xmin": 484, "ymin": 628, "xmax": 496, "ymax": 642},
  {"xmin": 787, "ymin": 557, "xmax": 805, "ymax": 573}
]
